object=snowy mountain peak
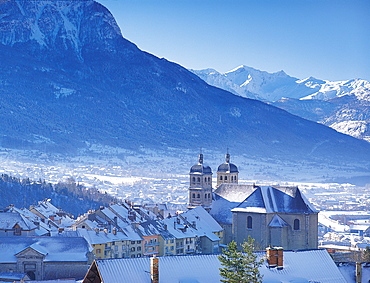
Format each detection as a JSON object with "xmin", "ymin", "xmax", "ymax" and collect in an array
[{"xmin": 0, "ymin": 0, "xmax": 124, "ymax": 59}]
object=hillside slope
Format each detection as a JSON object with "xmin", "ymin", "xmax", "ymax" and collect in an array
[{"xmin": 0, "ymin": 0, "xmax": 369, "ymax": 183}]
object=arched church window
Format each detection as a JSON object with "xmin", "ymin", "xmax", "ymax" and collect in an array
[
  {"xmin": 220, "ymin": 176, "xmax": 223, "ymax": 181},
  {"xmin": 294, "ymin": 219, "xmax": 300, "ymax": 230},
  {"xmin": 208, "ymin": 177, "xmax": 211, "ymax": 182},
  {"xmin": 192, "ymin": 177, "xmax": 195, "ymax": 183},
  {"xmin": 197, "ymin": 194, "xmax": 200, "ymax": 198},
  {"xmin": 247, "ymin": 216, "xmax": 252, "ymax": 229},
  {"xmin": 225, "ymin": 176, "xmax": 227, "ymax": 181},
  {"xmin": 197, "ymin": 177, "xmax": 200, "ymax": 182},
  {"xmin": 208, "ymin": 193, "xmax": 211, "ymax": 199},
  {"xmin": 192, "ymin": 193, "xmax": 195, "ymax": 199}
]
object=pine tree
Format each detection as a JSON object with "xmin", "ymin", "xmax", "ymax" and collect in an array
[{"xmin": 218, "ymin": 237, "xmax": 263, "ymax": 283}]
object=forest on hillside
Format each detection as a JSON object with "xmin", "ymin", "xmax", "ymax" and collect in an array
[{"xmin": 0, "ymin": 174, "xmax": 117, "ymax": 216}]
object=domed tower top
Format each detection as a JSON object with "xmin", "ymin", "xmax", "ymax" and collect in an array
[
  {"xmin": 188, "ymin": 152, "xmax": 213, "ymax": 210},
  {"xmin": 217, "ymin": 151, "xmax": 239, "ymax": 187},
  {"xmin": 189, "ymin": 153, "xmax": 212, "ymax": 175}
]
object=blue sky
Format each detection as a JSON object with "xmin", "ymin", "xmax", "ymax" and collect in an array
[{"xmin": 98, "ymin": 0, "xmax": 370, "ymax": 81}]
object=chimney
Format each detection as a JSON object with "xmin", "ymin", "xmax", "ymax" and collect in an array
[
  {"xmin": 150, "ymin": 256, "xmax": 159, "ymax": 283},
  {"xmin": 356, "ymin": 262, "xmax": 362, "ymax": 283},
  {"xmin": 266, "ymin": 247, "xmax": 283, "ymax": 269},
  {"xmin": 277, "ymin": 247, "xmax": 283, "ymax": 269},
  {"xmin": 266, "ymin": 247, "xmax": 278, "ymax": 268},
  {"xmin": 113, "ymin": 216, "xmax": 118, "ymax": 227}
]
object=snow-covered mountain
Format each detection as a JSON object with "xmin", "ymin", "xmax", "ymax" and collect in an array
[
  {"xmin": 191, "ymin": 67, "xmax": 370, "ymax": 142},
  {"xmin": 191, "ymin": 65, "xmax": 321, "ymax": 101},
  {"xmin": 0, "ymin": 0, "xmax": 370, "ymax": 183}
]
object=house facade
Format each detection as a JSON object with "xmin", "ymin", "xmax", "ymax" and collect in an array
[{"xmin": 0, "ymin": 237, "xmax": 93, "ymax": 280}]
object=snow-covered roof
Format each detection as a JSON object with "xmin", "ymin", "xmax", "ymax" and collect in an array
[
  {"xmin": 161, "ymin": 209, "xmax": 220, "ymax": 242},
  {"xmin": 211, "ymin": 185, "xmax": 317, "ymax": 224},
  {"xmin": 76, "ymin": 228, "xmax": 133, "ymax": 245},
  {"xmin": 180, "ymin": 206, "xmax": 222, "ymax": 234},
  {"xmin": 0, "ymin": 212, "xmax": 37, "ymax": 230},
  {"xmin": 0, "ymin": 272, "xmax": 29, "ymax": 280},
  {"xmin": 31, "ymin": 200, "xmax": 60, "ymax": 218},
  {"xmin": 0, "ymin": 236, "xmax": 90, "ymax": 263},
  {"xmin": 88, "ymin": 249, "xmax": 346, "ymax": 283}
]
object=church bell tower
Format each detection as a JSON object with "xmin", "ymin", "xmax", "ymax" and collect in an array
[
  {"xmin": 188, "ymin": 153, "xmax": 213, "ymax": 210},
  {"xmin": 217, "ymin": 151, "xmax": 239, "ymax": 187}
]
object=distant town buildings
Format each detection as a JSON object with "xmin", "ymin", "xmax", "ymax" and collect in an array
[{"xmin": 2, "ymin": 151, "xmax": 370, "ymax": 282}]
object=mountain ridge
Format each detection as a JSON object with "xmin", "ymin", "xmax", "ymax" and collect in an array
[
  {"xmin": 0, "ymin": 0, "xmax": 369, "ymax": 184},
  {"xmin": 191, "ymin": 67, "xmax": 370, "ymax": 142}
]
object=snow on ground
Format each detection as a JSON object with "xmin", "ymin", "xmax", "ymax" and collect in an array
[{"xmin": 0, "ymin": 145, "xmax": 368, "ymax": 211}]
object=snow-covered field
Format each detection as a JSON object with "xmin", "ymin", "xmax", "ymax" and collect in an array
[{"xmin": 0, "ymin": 144, "xmax": 369, "ymax": 211}]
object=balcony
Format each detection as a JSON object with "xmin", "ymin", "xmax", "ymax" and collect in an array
[{"xmin": 145, "ymin": 242, "xmax": 160, "ymax": 247}]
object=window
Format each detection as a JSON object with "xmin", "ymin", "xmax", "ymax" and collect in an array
[
  {"xmin": 225, "ymin": 176, "xmax": 227, "ymax": 180},
  {"xmin": 14, "ymin": 227, "xmax": 21, "ymax": 236},
  {"xmin": 220, "ymin": 176, "xmax": 223, "ymax": 180},
  {"xmin": 192, "ymin": 193, "xmax": 195, "ymax": 198},
  {"xmin": 131, "ymin": 241, "xmax": 135, "ymax": 244},
  {"xmin": 192, "ymin": 177, "xmax": 195, "ymax": 182},
  {"xmin": 137, "ymin": 253, "xmax": 141, "ymax": 257},
  {"xmin": 131, "ymin": 254, "xmax": 135, "ymax": 258},
  {"xmin": 137, "ymin": 241, "xmax": 141, "ymax": 244},
  {"xmin": 131, "ymin": 247, "xmax": 135, "ymax": 251},
  {"xmin": 137, "ymin": 246, "xmax": 141, "ymax": 251},
  {"xmin": 294, "ymin": 219, "xmax": 300, "ymax": 230},
  {"xmin": 197, "ymin": 194, "xmax": 200, "ymax": 198},
  {"xmin": 96, "ymin": 249, "xmax": 101, "ymax": 253},
  {"xmin": 197, "ymin": 177, "xmax": 200, "ymax": 182},
  {"xmin": 247, "ymin": 216, "xmax": 252, "ymax": 229}
]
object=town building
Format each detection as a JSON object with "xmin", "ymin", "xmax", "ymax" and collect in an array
[
  {"xmin": 0, "ymin": 212, "xmax": 37, "ymax": 236},
  {"xmin": 0, "ymin": 236, "xmax": 93, "ymax": 280},
  {"xmin": 188, "ymin": 153, "xmax": 319, "ymax": 250}
]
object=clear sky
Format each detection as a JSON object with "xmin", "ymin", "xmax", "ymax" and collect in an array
[{"xmin": 98, "ymin": 0, "xmax": 370, "ymax": 81}]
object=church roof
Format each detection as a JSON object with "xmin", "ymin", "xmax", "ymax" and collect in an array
[
  {"xmin": 189, "ymin": 153, "xmax": 212, "ymax": 175},
  {"xmin": 210, "ymin": 184, "xmax": 317, "ymax": 224},
  {"xmin": 210, "ymin": 184, "xmax": 256, "ymax": 224},
  {"xmin": 189, "ymin": 164, "xmax": 212, "ymax": 175},
  {"xmin": 217, "ymin": 162, "xmax": 238, "ymax": 173},
  {"xmin": 268, "ymin": 214, "xmax": 290, "ymax": 228},
  {"xmin": 217, "ymin": 152, "xmax": 238, "ymax": 173}
]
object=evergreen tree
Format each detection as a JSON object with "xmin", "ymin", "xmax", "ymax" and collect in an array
[{"xmin": 218, "ymin": 237, "xmax": 263, "ymax": 283}]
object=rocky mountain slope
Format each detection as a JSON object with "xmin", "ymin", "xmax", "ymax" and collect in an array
[
  {"xmin": 191, "ymin": 67, "xmax": 370, "ymax": 142},
  {"xmin": 0, "ymin": 0, "xmax": 369, "ymax": 183}
]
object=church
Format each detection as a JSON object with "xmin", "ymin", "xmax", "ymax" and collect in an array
[{"xmin": 188, "ymin": 152, "xmax": 318, "ymax": 250}]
